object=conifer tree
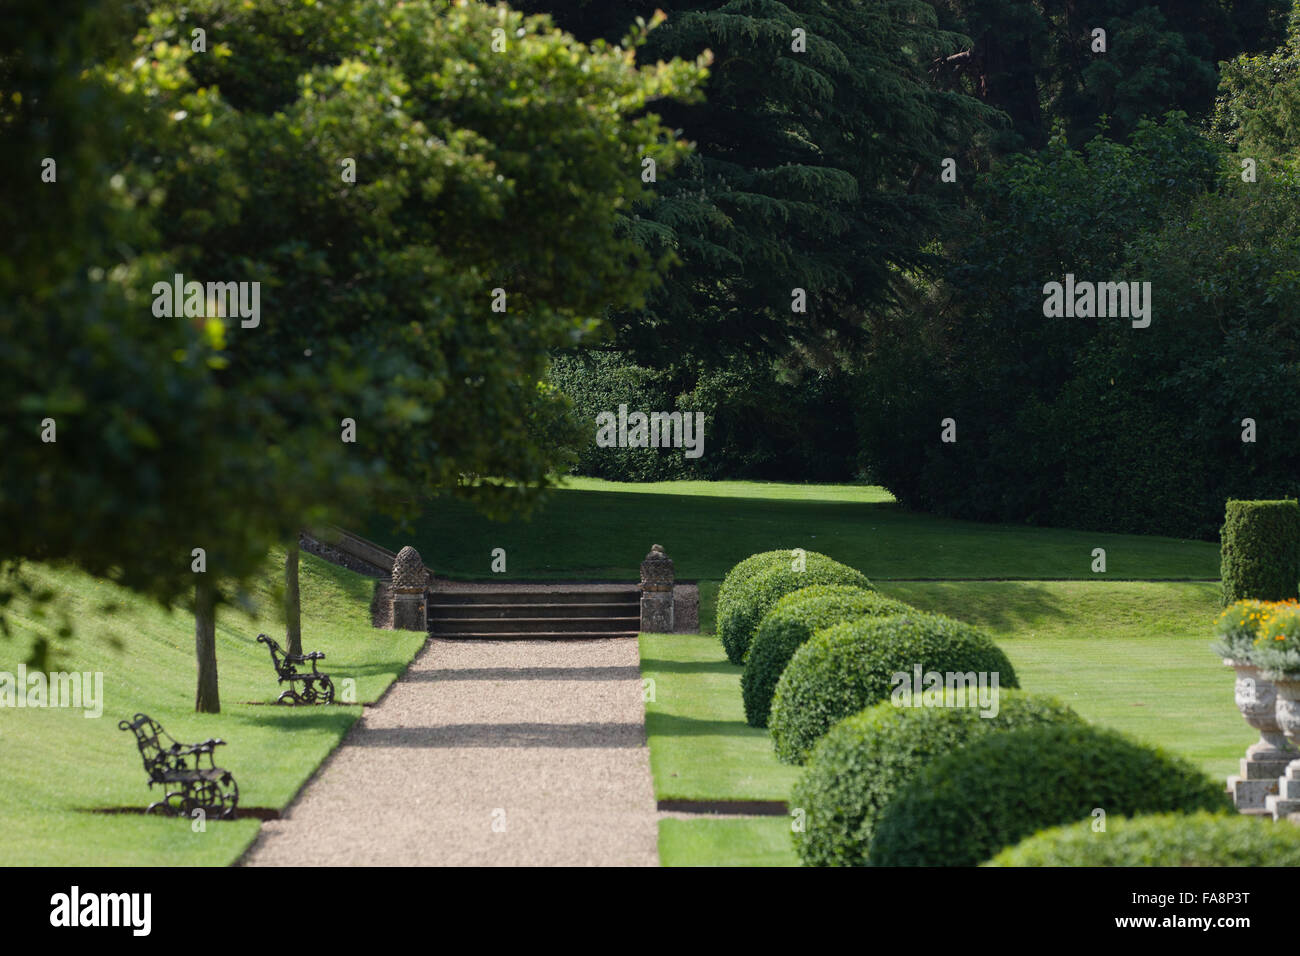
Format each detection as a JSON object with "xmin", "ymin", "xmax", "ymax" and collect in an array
[{"xmin": 520, "ymin": 0, "xmax": 999, "ymax": 365}]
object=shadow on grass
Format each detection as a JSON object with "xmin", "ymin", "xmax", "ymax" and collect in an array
[
  {"xmin": 646, "ymin": 711, "xmax": 765, "ymax": 739},
  {"xmin": 886, "ymin": 581, "xmax": 1072, "ymax": 636},
  {"xmin": 641, "ymin": 657, "xmax": 739, "ymax": 676},
  {"xmin": 226, "ymin": 710, "xmax": 359, "ymax": 733}
]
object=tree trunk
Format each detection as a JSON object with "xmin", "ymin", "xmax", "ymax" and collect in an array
[
  {"xmin": 194, "ymin": 577, "xmax": 220, "ymax": 713},
  {"xmin": 285, "ymin": 539, "xmax": 302, "ymax": 656}
]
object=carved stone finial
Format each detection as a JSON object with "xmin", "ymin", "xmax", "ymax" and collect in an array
[
  {"xmin": 640, "ymin": 544, "xmax": 674, "ymax": 591},
  {"xmin": 391, "ymin": 545, "xmax": 426, "ymax": 593}
]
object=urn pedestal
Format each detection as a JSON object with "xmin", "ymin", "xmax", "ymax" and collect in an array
[
  {"xmin": 1224, "ymin": 660, "xmax": 1295, "ymax": 810},
  {"xmin": 390, "ymin": 545, "xmax": 428, "ymax": 632},
  {"xmin": 639, "ymin": 544, "xmax": 674, "ymax": 634},
  {"xmin": 1264, "ymin": 676, "xmax": 1300, "ymax": 821}
]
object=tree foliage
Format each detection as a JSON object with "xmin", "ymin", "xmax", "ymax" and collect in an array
[
  {"xmin": 929, "ymin": 0, "xmax": 1290, "ymax": 150},
  {"xmin": 2, "ymin": 0, "xmax": 704, "ymax": 678},
  {"xmin": 519, "ymin": 0, "xmax": 999, "ymax": 365},
  {"xmin": 857, "ymin": 112, "xmax": 1300, "ymax": 539}
]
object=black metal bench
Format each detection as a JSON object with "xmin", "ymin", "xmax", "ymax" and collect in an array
[
  {"xmin": 118, "ymin": 713, "xmax": 239, "ymax": 819},
  {"xmin": 257, "ymin": 634, "xmax": 335, "ymax": 705}
]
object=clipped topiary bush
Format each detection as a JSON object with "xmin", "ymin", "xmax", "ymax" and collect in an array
[
  {"xmin": 985, "ymin": 810, "xmax": 1300, "ymax": 866},
  {"xmin": 791, "ymin": 691, "xmax": 1083, "ymax": 866},
  {"xmin": 769, "ymin": 613, "xmax": 1018, "ymax": 764},
  {"xmin": 717, "ymin": 553, "xmax": 871, "ymax": 665},
  {"xmin": 1220, "ymin": 499, "xmax": 1300, "ymax": 606},
  {"xmin": 718, "ymin": 551, "xmax": 793, "ymax": 607},
  {"xmin": 868, "ymin": 723, "xmax": 1233, "ymax": 867},
  {"xmin": 742, "ymin": 586, "xmax": 913, "ymax": 728}
]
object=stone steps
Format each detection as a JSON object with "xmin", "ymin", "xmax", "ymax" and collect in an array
[{"xmin": 428, "ymin": 588, "xmax": 641, "ymax": 640}]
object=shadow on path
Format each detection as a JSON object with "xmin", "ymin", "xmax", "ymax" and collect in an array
[{"xmin": 350, "ymin": 721, "xmax": 645, "ymax": 748}]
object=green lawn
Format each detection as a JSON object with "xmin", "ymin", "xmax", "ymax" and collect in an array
[
  {"xmin": 364, "ymin": 478, "xmax": 1218, "ymax": 581},
  {"xmin": 883, "ymin": 581, "xmax": 1247, "ymax": 778},
  {"xmin": 642, "ymin": 632, "xmax": 800, "ymax": 802},
  {"xmin": 659, "ymin": 817, "xmax": 798, "ymax": 867},
  {"xmin": 0, "ymin": 551, "xmax": 426, "ymax": 865}
]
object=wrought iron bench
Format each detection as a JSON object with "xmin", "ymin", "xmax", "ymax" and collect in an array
[
  {"xmin": 257, "ymin": 634, "xmax": 335, "ymax": 705},
  {"xmin": 118, "ymin": 713, "xmax": 239, "ymax": 819}
]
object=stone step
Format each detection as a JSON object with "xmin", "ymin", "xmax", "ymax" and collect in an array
[
  {"xmin": 429, "ymin": 602, "xmax": 638, "ymax": 620},
  {"xmin": 435, "ymin": 630, "xmax": 639, "ymax": 640},
  {"xmin": 433, "ymin": 616, "xmax": 640, "ymax": 634},
  {"xmin": 429, "ymin": 589, "xmax": 639, "ymax": 606}
]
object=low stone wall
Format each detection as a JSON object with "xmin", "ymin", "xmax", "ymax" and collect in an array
[
  {"xmin": 371, "ymin": 581, "xmax": 394, "ymax": 629},
  {"xmin": 299, "ymin": 530, "xmax": 389, "ymax": 579}
]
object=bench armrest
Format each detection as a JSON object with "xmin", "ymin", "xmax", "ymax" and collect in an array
[{"xmin": 178, "ymin": 738, "xmax": 226, "ymax": 755}]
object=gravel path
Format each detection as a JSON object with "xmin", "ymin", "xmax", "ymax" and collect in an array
[{"xmin": 242, "ymin": 636, "xmax": 658, "ymax": 866}]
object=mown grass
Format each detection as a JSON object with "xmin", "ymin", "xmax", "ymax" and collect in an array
[
  {"xmin": 659, "ymin": 817, "xmax": 798, "ymax": 867},
  {"xmin": 364, "ymin": 478, "xmax": 1218, "ymax": 581},
  {"xmin": 641, "ymin": 633, "xmax": 800, "ymax": 803},
  {"xmin": 0, "ymin": 551, "xmax": 425, "ymax": 865}
]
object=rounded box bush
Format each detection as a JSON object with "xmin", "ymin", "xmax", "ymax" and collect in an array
[
  {"xmin": 985, "ymin": 810, "xmax": 1300, "ymax": 867},
  {"xmin": 1220, "ymin": 499, "xmax": 1300, "ymax": 606},
  {"xmin": 742, "ymin": 585, "xmax": 913, "ymax": 728},
  {"xmin": 791, "ymin": 691, "xmax": 1082, "ymax": 866},
  {"xmin": 769, "ymin": 612, "xmax": 1018, "ymax": 764},
  {"xmin": 717, "ymin": 553, "xmax": 871, "ymax": 665},
  {"xmin": 868, "ymin": 723, "xmax": 1233, "ymax": 867},
  {"xmin": 718, "ymin": 550, "xmax": 792, "ymax": 608}
]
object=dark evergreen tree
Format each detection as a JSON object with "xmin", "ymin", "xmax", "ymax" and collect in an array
[
  {"xmin": 518, "ymin": 0, "xmax": 1001, "ymax": 365},
  {"xmin": 928, "ymin": 0, "xmax": 1291, "ymax": 150}
]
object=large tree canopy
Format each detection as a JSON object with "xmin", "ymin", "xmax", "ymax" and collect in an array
[
  {"xmin": 110, "ymin": 0, "xmax": 704, "ymax": 524},
  {"xmin": 518, "ymin": 0, "xmax": 1000, "ymax": 365},
  {"xmin": 1, "ymin": 0, "xmax": 704, "ymax": 647},
  {"xmin": 1, "ymin": 0, "xmax": 318, "ymax": 612}
]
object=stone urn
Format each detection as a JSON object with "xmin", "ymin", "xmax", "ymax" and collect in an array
[
  {"xmin": 1227, "ymin": 660, "xmax": 1292, "ymax": 758},
  {"xmin": 1275, "ymin": 676, "xmax": 1300, "ymax": 748},
  {"xmin": 1266, "ymin": 674, "xmax": 1300, "ymax": 819},
  {"xmin": 1223, "ymin": 659, "xmax": 1295, "ymax": 810}
]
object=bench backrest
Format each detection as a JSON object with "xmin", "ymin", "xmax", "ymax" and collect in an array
[
  {"xmin": 118, "ymin": 713, "xmax": 183, "ymax": 783},
  {"xmin": 257, "ymin": 634, "xmax": 299, "ymax": 677}
]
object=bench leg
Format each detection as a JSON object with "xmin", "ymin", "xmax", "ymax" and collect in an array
[{"xmin": 147, "ymin": 792, "xmax": 185, "ymax": 817}]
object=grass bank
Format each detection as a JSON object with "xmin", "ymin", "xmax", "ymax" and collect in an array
[{"xmin": 0, "ymin": 551, "xmax": 425, "ymax": 865}]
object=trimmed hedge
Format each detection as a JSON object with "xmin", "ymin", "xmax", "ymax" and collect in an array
[
  {"xmin": 768, "ymin": 613, "xmax": 1018, "ymax": 764},
  {"xmin": 717, "ymin": 554, "xmax": 871, "ymax": 665},
  {"xmin": 868, "ymin": 724, "xmax": 1233, "ymax": 867},
  {"xmin": 742, "ymin": 586, "xmax": 913, "ymax": 728},
  {"xmin": 986, "ymin": 811, "xmax": 1300, "ymax": 867},
  {"xmin": 791, "ymin": 692, "xmax": 1083, "ymax": 866},
  {"xmin": 1220, "ymin": 499, "xmax": 1300, "ymax": 605}
]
